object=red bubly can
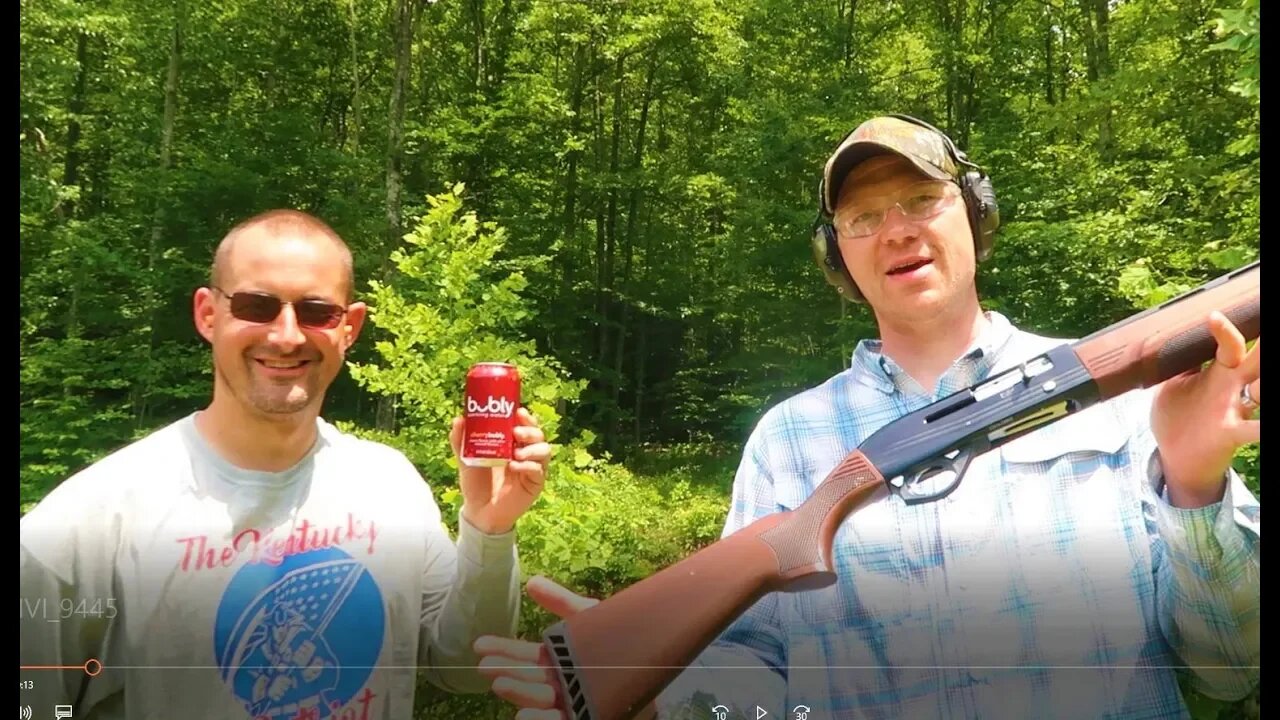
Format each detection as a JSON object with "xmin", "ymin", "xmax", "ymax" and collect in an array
[{"xmin": 462, "ymin": 362, "xmax": 521, "ymax": 467}]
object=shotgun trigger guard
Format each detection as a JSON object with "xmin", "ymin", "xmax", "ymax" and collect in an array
[{"xmin": 890, "ymin": 446, "xmax": 976, "ymax": 505}]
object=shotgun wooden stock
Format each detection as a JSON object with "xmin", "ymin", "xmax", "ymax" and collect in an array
[{"xmin": 543, "ymin": 453, "xmax": 885, "ymax": 720}]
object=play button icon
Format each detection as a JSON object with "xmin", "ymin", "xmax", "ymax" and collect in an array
[{"xmin": 756, "ymin": 707, "xmax": 768, "ymax": 720}]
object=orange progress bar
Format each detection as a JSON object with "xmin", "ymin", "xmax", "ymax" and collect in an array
[{"xmin": 20, "ymin": 658, "xmax": 102, "ymax": 676}]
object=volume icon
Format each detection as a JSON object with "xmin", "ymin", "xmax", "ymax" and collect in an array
[{"xmin": 18, "ymin": 705, "xmax": 32, "ymax": 720}]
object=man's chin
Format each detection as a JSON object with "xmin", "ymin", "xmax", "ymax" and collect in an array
[
  {"xmin": 249, "ymin": 390, "xmax": 315, "ymax": 417},
  {"xmin": 878, "ymin": 284, "xmax": 942, "ymax": 309},
  {"xmin": 876, "ymin": 292, "xmax": 962, "ymax": 327}
]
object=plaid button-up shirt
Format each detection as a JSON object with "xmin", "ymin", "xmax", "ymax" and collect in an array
[{"xmin": 658, "ymin": 312, "xmax": 1259, "ymax": 720}]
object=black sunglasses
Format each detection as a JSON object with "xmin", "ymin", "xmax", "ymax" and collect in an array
[{"xmin": 212, "ymin": 287, "xmax": 347, "ymax": 329}]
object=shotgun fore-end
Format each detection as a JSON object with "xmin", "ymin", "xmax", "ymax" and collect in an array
[{"xmin": 1073, "ymin": 263, "xmax": 1259, "ymax": 398}]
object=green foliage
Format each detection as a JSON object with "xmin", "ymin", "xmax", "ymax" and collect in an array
[
  {"xmin": 342, "ymin": 185, "xmax": 587, "ymax": 478},
  {"xmin": 1210, "ymin": 0, "xmax": 1260, "ymax": 100},
  {"xmin": 20, "ymin": 335, "xmax": 136, "ymax": 513},
  {"xmin": 511, "ymin": 450, "xmax": 729, "ymax": 600},
  {"xmin": 343, "ymin": 188, "xmax": 731, "ymax": 607}
]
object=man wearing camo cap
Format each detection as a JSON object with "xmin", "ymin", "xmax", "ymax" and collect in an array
[{"xmin": 472, "ymin": 115, "xmax": 1261, "ymax": 719}]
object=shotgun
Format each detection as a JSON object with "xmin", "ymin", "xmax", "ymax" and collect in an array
[{"xmin": 541, "ymin": 260, "xmax": 1260, "ymax": 720}]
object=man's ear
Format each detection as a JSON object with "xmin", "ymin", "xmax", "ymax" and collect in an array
[
  {"xmin": 340, "ymin": 302, "xmax": 368, "ymax": 351},
  {"xmin": 193, "ymin": 287, "xmax": 217, "ymax": 343}
]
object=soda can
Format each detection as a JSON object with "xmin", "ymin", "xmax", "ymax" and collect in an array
[{"xmin": 462, "ymin": 362, "xmax": 521, "ymax": 467}]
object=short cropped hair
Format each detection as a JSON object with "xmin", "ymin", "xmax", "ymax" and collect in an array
[{"xmin": 210, "ymin": 209, "xmax": 355, "ymax": 301}]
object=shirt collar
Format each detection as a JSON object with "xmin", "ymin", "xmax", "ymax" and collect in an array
[{"xmin": 849, "ymin": 311, "xmax": 1017, "ymax": 396}]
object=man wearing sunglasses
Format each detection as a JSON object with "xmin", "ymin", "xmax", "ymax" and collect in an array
[
  {"xmin": 20, "ymin": 209, "xmax": 551, "ymax": 719},
  {"xmin": 473, "ymin": 115, "xmax": 1260, "ymax": 719}
]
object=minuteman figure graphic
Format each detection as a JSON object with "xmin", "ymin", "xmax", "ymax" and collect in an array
[{"xmin": 221, "ymin": 558, "xmax": 367, "ymax": 718}]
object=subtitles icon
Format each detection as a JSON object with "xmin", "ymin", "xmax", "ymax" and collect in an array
[{"xmin": 54, "ymin": 707, "xmax": 72, "ymax": 719}]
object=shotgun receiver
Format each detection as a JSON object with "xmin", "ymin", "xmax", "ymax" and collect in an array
[{"xmin": 541, "ymin": 261, "xmax": 1260, "ymax": 720}]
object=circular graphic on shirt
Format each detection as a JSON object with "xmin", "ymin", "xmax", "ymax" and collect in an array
[{"xmin": 214, "ymin": 547, "xmax": 385, "ymax": 719}]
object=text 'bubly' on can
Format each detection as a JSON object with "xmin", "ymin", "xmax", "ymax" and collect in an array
[{"xmin": 462, "ymin": 362, "xmax": 521, "ymax": 468}]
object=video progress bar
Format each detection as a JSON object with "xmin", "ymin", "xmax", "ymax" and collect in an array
[{"xmin": 19, "ymin": 658, "xmax": 102, "ymax": 676}]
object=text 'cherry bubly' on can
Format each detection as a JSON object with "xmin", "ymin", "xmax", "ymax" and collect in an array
[{"xmin": 462, "ymin": 362, "xmax": 521, "ymax": 467}]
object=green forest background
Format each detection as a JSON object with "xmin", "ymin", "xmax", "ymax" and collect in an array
[{"xmin": 20, "ymin": 0, "xmax": 1259, "ymax": 717}]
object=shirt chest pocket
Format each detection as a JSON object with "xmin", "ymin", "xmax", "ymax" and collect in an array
[
  {"xmin": 938, "ymin": 403, "xmax": 1143, "ymax": 574},
  {"xmin": 997, "ymin": 400, "xmax": 1131, "ymax": 463},
  {"xmin": 995, "ymin": 402, "xmax": 1135, "ymax": 500},
  {"xmin": 974, "ymin": 405, "xmax": 1145, "ymax": 603}
]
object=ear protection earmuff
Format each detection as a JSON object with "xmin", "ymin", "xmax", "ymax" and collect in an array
[{"xmin": 811, "ymin": 114, "xmax": 1000, "ymax": 302}]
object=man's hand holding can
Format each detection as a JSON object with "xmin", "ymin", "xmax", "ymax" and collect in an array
[{"xmin": 451, "ymin": 362, "xmax": 552, "ymax": 535}]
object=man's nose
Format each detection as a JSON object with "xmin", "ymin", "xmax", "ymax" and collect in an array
[
  {"xmin": 267, "ymin": 304, "xmax": 307, "ymax": 349},
  {"xmin": 877, "ymin": 204, "xmax": 918, "ymax": 245}
]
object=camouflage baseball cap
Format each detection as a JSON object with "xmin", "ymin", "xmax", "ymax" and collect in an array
[{"xmin": 821, "ymin": 116, "xmax": 960, "ymax": 217}]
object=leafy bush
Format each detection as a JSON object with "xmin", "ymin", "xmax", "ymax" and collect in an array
[
  {"xmin": 343, "ymin": 185, "xmax": 735, "ymax": 583},
  {"xmin": 339, "ymin": 184, "xmax": 586, "ymax": 479}
]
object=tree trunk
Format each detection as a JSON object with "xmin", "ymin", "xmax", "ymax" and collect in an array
[
  {"xmin": 137, "ymin": 2, "xmax": 184, "ymax": 429},
  {"xmin": 61, "ymin": 30, "xmax": 91, "ymax": 339},
  {"xmin": 379, "ymin": 0, "xmax": 415, "ymax": 433},
  {"xmin": 561, "ymin": 42, "xmax": 586, "ymax": 258},
  {"xmin": 1043, "ymin": 17, "xmax": 1056, "ymax": 104},
  {"xmin": 385, "ymin": 0, "xmax": 413, "ymax": 264},
  {"xmin": 471, "ymin": 0, "xmax": 486, "ymax": 94},
  {"xmin": 954, "ymin": 0, "xmax": 967, "ymax": 143},
  {"xmin": 936, "ymin": 0, "xmax": 959, "ymax": 130},
  {"xmin": 1077, "ymin": 0, "xmax": 1108, "ymax": 82},
  {"xmin": 610, "ymin": 51, "xmax": 658, "ymax": 447},
  {"xmin": 1063, "ymin": 25, "xmax": 1071, "ymax": 103},
  {"xmin": 489, "ymin": 0, "xmax": 516, "ymax": 100},
  {"xmin": 633, "ymin": 199, "xmax": 657, "ymax": 444},
  {"xmin": 1091, "ymin": 0, "xmax": 1113, "ymax": 150},
  {"xmin": 842, "ymin": 0, "xmax": 859, "ymax": 75},
  {"xmin": 592, "ymin": 49, "xmax": 607, "ymax": 370},
  {"xmin": 1075, "ymin": 0, "xmax": 1113, "ymax": 147},
  {"xmin": 559, "ymin": 42, "xmax": 587, "ymax": 358},
  {"xmin": 348, "ymin": 0, "xmax": 361, "ymax": 153},
  {"xmin": 632, "ymin": 313, "xmax": 646, "ymax": 443},
  {"xmin": 1091, "ymin": 0, "xmax": 1110, "ymax": 79},
  {"xmin": 61, "ymin": 32, "xmax": 89, "ymax": 221},
  {"xmin": 599, "ymin": 53, "xmax": 624, "ymax": 370}
]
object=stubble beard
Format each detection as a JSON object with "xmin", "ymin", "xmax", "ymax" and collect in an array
[
  {"xmin": 249, "ymin": 377, "xmax": 313, "ymax": 414},
  {"xmin": 217, "ymin": 358, "xmax": 318, "ymax": 417}
]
